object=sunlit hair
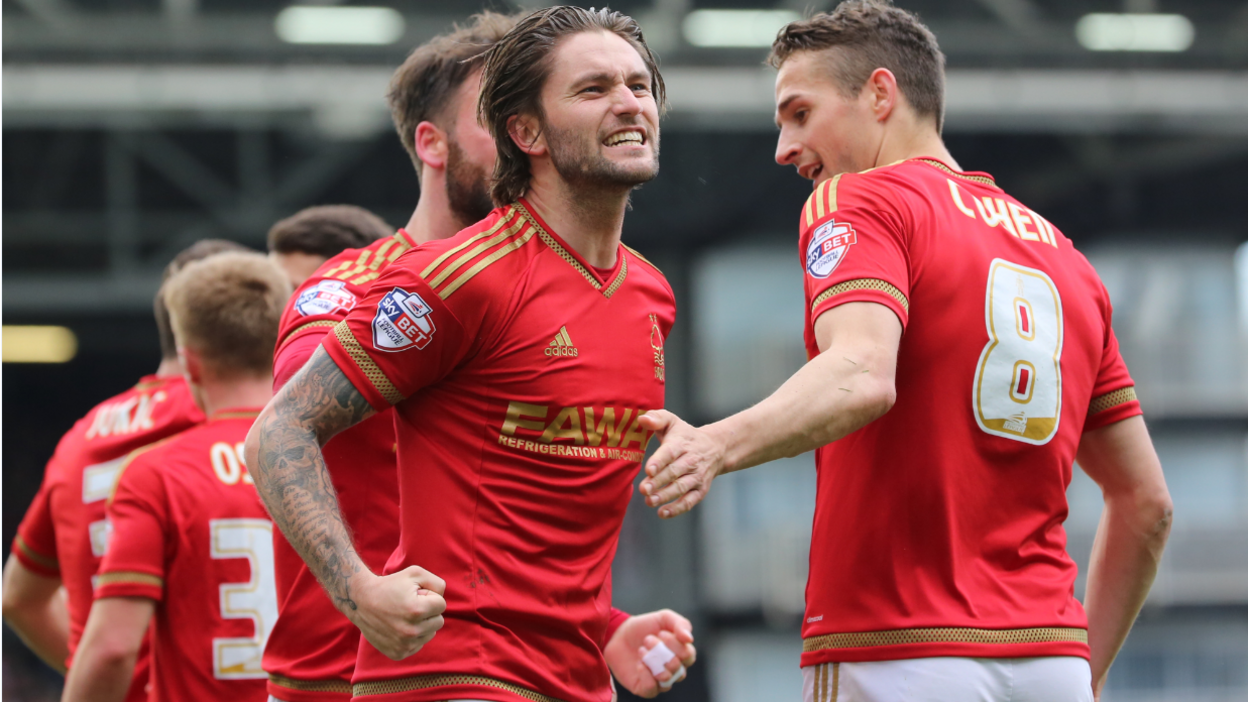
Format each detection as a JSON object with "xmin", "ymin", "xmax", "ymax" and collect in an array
[
  {"xmin": 162, "ymin": 251, "xmax": 291, "ymax": 377},
  {"xmin": 387, "ymin": 11, "xmax": 520, "ymax": 177},
  {"xmin": 155, "ymin": 239, "xmax": 252, "ymax": 361},
  {"xmin": 769, "ymin": 0, "xmax": 946, "ymax": 132},
  {"xmin": 477, "ymin": 5, "xmax": 667, "ymax": 206},
  {"xmin": 266, "ymin": 205, "xmax": 391, "ymax": 257}
]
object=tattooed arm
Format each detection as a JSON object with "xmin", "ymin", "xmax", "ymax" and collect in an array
[{"xmin": 244, "ymin": 346, "xmax": 446, "ymax": 660}]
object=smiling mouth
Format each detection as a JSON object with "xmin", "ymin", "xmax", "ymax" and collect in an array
[
  {"xmin": 800, "ymin": 163, "xmax": 824, "ymax": 181},
  {"xmin": 604, "ymin": 130, "xmax": 645, "ymax": 147}
]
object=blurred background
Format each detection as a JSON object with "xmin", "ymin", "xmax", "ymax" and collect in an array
[{"xmin": 4, "ymin": 0, "xmax": 1247, "ymax": 700}]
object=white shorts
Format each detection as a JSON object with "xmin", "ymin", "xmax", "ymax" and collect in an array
[{"xmin": 802, "ymin": 656, "xmax": 1092, "ymax": 702}]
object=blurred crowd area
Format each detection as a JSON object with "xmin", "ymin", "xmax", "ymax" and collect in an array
[{"xmin": 5, "ymin": 1, "xmax": 1248, "ymax": 700}]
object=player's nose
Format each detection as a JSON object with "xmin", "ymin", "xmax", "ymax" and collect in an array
[
  {"xmin": 775, "ymin": 130, "xmax": 801, "ymax": 166},
  {"xmin": 611, "ymin": 83, "xmax": 643, "ymax": 117}
]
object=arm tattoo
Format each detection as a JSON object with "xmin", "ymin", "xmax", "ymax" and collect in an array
[{"xmin": 249, "ymin": 346, "xmax": 376, "ymax": 612}]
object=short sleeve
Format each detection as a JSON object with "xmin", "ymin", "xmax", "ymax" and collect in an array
[
  {"xmin": 799, "ymin": 173, "xmax": 911, "ymax": 330},
  {"xmin": 274, "ymin": 331, "xmax": 326, "ymax": 391},
  {"xmin": 96, "ymin": 458, "xmax": 168, "ymax": 601},
  {"xmin": 12, "ymin": 476, "xmax": 60, "ymax": 578},
  {"xmin": 1084, "ymin": 324, "xmax": 1142, "ymax": 432},
  {"xmin": 604, "ymin": 607, "xmax": 631, "ymax": 646},
  {"xmin": 320, "ymin": 256, "xmax": 476, "ymax": 411}
]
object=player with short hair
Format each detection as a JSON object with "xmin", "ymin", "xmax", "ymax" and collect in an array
[
  {"xmin": 638, "ymin": 2, "xmax": 1173, "ymax": 701},
  {"xmin": 247, "ymin": 7, "xmax": 693, "ymax": 702},
  {"xmin": 62, "ymin": 251, "xmax": 291, "ymax": 702},
  {"xmin": 268, "ymin": 205, "xmax": 394, "ymax": 288},
  {"xmin": 2, "ymin": 238, "xmax": 246, "ymax": 695},
  {"xmin": 263, "ymin": 11, "xmax": 693, "ymax": 702}
]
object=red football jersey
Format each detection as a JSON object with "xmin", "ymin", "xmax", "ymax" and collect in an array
[
  {"xmin": 11, "ymin": 374, "xmax": 202, "ymax": 697},
  {"xmin": 796, "ymin": 158, "xmax": 1141, "ymax": 667},
  {"xmin": 264, "ymin": 232, "xmax": 414, "ymax": 702},
  {"xmin": 97, "ymin": 411, "xmax": 274, "ymax": 702},
  {"xmin": 320, "ymin": 201, "xmax": 675, "ymax": 702}
]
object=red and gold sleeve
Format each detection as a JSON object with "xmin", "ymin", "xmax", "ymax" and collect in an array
[
  {"xmin": 799, "ymin": 173, "xmax": 911, "ymax": 330},
  {"xmin": 321, "ymin": 257, "xmax": 473, "ymax": 411},
  {"xmin": 1085, "ymin": 323, "xmax": 1142, "ymax": 432},
  {"xmin": 96, "ymin": 458, "xmax": 168, "ymax": 602},
  {"xmin": 12, "ymin": 477, "xmax": 60, "ymax": 578}
]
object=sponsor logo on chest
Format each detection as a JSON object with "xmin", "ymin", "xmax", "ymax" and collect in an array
[
  {"xmin": 294, "ymin": 279, "xmax": 357, "ymax": 317},
  {"xmin": 372, "ymin": 287, "xmax": 436, "ymax": 351},
  {"xmin": 806, "ymin": 220, "xmax": 857, "ymax": 279}
]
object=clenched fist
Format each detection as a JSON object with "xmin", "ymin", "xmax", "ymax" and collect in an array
[{"xmin": 347, "ymin": 566, "xmax": 447, "ymax": 660}]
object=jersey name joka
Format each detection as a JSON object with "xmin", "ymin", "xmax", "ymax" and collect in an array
[
  {"xmin": 11, "ymin": 374, "xmax": 202, "ymax": 701},
  {"xmin": 796, "ymin": 158, "xmax": 1141, "ymax": 667},
  {"xmin": 97, "ymin": 411, "xmax": 274, "ymax": 702},
  {"xmin": 321, "ymin": 201, "xmax": 675, "ymax": 702},
  {"xmin": 265, "ymin": 231, "xmax": 412, "ymax": 702}
]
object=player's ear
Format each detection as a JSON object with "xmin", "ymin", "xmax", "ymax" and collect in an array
[
  {"xmin": 507, "ymin": 113, "xmax": 546, "ymax": 157},
  {"xmin": 414, "ymin": 121, "xmax": 449, "ymax": 170},
  {"xmin": 865, "ymin": 67, "xmax": 898, "ymax": 123},
  {"xmin": 178, "ymin": 347, "xmax": 204, "ymax": 386}
]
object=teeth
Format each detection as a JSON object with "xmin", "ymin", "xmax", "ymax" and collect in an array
[{"xmin": 606, "ymin": 131, "xmax": 643, "ymax": 146}]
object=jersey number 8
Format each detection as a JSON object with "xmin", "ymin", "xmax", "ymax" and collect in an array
[{"xmin": 973, "ymin": 259, "xmax": 1064, "ymax": 445}]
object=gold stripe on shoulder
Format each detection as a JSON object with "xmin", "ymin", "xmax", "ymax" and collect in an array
[
  {"xmin": 328, "ymin": 249, "xmax": 374, "ymax": 282},
  {"xmin": 1090, "ymin": 386, "xmax": 1137, "ymax": 415},
  {"xmin": 622, "ymin": 244, "xmax": 662, "ymax": 275},
  {"xmin": 109, "ymin": 435, "xmax": 181, "ymax": 504},
  {"xmin": 15, "ymin": 535, "xmax": 59, "ymax": 571},
  {"xmin": 269, "ymin": 674, "xmax": 352, "ymax": 695},
  {"xmin": 825, "ymin": 173, "xmax": 843, "ymax": 214},
  {"xmin": 421, "ymin": 207, "xmax": 516, "ymax": 279},
  {"xmin": 276, "ymin": 320, "xmax": 339, "ymax": 355},
  {"xmin": 332, "ymin": 322, "xmax": 404, "ymax": 406},
  {"xmin": 352, "ymin": 673, "xmax": 564, "ymax": 702},
  {"xmin": 132, "ymin": 379, "xmax": 165, "ymax": 392},
  {"xmin": 427, "ymin": 218, "xmax": 528, "ymax": 288},
  {"xmin": 803, "ymin": 626, "xmax": 1087, "ymax": 652},
  {"xmin": 803, "ymin": 174, "xmax": 844, "ymax": 230},
  {"xmin": 811, "ymin": 278, "xmax": 909, "ymax": 314},
  {"xmin": 97, "ymin": 571, "xmax": 163, "ymax": 588},
  {"xmin": 438, "ymin": 225, "xmax": 536, "ymax": 299}
]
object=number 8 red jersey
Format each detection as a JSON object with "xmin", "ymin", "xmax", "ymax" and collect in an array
[
  {"xmin": 797, "ymin": 158, "xmax": 1141, "ymax": 668},
  {"xmin": 97, "ymin": 411, "xmax": 274, "ymax": 702}
]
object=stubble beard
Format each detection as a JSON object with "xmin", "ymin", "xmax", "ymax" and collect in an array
[
  {"xmin": 445, "ymin": 138, "xmax": 496, "ymax": 228},
  {"xmin": 544, "ymin": 121, "xmax": 660, "ymax": 196}
]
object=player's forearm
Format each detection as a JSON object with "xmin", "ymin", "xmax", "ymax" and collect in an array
[
  {"xmin": 707, "ymin": 340, "xmax": 895, "ymax": 474},
  {"xmin": 1083, "ymin": 491, "xmax": 1172, "ymax": 693},
  {"xmin": 2, "ymin": 592, "xmax": 69, "ymax": 674},
  {"xmin": 246, "ymin": 347, "xmax": 374, "ymax": 615},
  {"xmin": 60, "ymin": 647, "xmax": 136, "ymax": 702}
]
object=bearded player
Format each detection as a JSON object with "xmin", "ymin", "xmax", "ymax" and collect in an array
[
  {"xmin": 62, "ymin": 252, "xmax": 290, "ymax": 702},
  {"xmin": 2, "ymin": 239, "xmax": 246, "ymax": 695},
  {"xmin": 247, "ymin": 7, "xmax": 694, "ymax": 702},
  {"xmin": 262, "ymin": 11, "xmax": 693, "ymax": 702},
  {"xmin": 639, "ymin": 2, "xmax": 1172, "ymax": 701}
]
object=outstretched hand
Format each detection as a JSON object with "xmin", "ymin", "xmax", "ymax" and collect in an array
[
  {"xmin": 604, "ymin": 609, "xmax": 696, "ymax": 697},
  {"xmin": 638, "ymin": 410, "xmax": 726, "ymax": 519}
]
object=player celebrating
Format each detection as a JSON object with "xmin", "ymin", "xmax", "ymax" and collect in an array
[
  {"xmin": 247, "ymin": 7, "xmax": 693, "ymax": 702},
  {"xmin": 2, "ymin": 239, "xmax": 245, "ymax": 694},
  {"xmin": 263, "ymin": 14, "xmax": 514, "ymax": 702},
  {"xmin": 263, "ymin": 11, "xmax": 694, "ymax": 702},
  {"xmin": 267, "ymin": 204, "xmax": 393, "ymax": 288},
  {"xmin": 62, "ymin": 252, "xmax": 291, "ymax": 702},
  {"xmin": 638, "ymin": 2, "xmax": 1173, "ymax": 701}
]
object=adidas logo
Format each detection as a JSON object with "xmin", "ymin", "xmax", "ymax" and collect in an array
[{"xmin": 544, "ymin": 326, "xmax": 579, "ymax": 358}]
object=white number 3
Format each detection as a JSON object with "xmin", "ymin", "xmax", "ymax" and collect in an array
[
  {"xmin": 973, "ymin": 259, "xmax": 1064, "ymax": 445},
  {"xmin": 210, "ymin": 519, "xmax": 278, "ymax": 679}
]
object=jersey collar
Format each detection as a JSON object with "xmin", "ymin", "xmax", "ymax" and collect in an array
[
  {"xmin": 207, "ymin": 408, "xmax": 263, "ymax": 422},
  {"xmin": 515, "ymin": 199, "xmax": 629, "ymax": 299},
  {"xmin": 911, "ymin": 158, "xmax": 999, "ymax": 189}
]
